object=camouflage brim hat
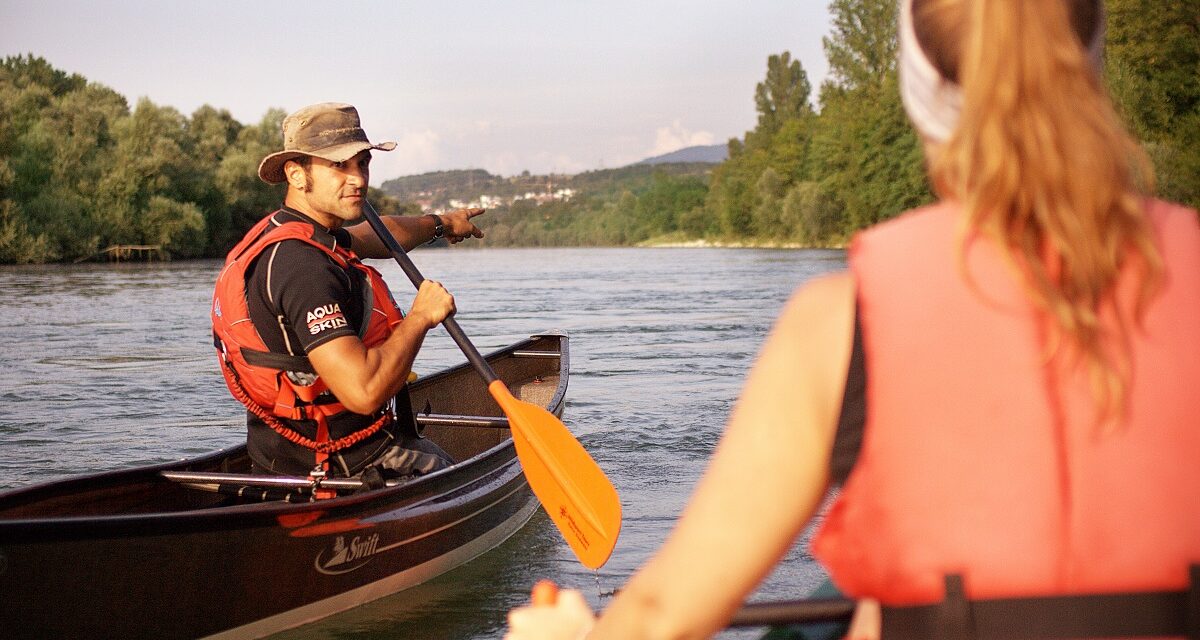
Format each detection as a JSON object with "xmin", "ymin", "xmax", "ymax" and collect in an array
[{"xmin": 257, "ymin": 102, "xmax": 397, "ymax": 184}]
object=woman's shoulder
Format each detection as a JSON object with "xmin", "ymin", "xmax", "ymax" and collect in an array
[
  {"xmin": 853, "ymin": 200, "xmax": 958, "ymax": 243},
  {"xmin": 847, "ymin": 200, "xmax": 962, "ymax": 267},
  {"xmin": 1146, "ymin": 198, "xmax": 1199, "ymax": 225}
]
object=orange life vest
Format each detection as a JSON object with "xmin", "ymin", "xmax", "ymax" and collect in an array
[
  {"xmin": 211, "ymin": 211, "xmax": 404, "ymax": 456},
  {"xmin": 812, "ymin": 199, "xmax": 1200, "ymax": 606}
]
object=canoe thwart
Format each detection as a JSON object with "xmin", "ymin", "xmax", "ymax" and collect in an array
[
  {"xmin": 415, "ymin": 413, "xmax": 510, "ymax": 429},
  {"xmin": 160, "ymin": 470, "xmax": 400, "ymax": 490}
]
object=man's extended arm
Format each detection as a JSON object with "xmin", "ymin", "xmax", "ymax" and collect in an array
[{"xmin": 346, "ymin": 208, "xmax": 486, "ymax": 257}]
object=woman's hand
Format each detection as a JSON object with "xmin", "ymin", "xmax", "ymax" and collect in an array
[
  {"xmin": 844, "ymin": 598, "xmax": 881, "ymax": 640},
  {"xmin": 505, "ymin": 588, "xmax": 595, "ymax": 640}
]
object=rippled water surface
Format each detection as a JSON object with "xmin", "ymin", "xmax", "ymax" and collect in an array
[{"xmin": 0, "ymin": 247, "xmax": 845, "ymax": 639}]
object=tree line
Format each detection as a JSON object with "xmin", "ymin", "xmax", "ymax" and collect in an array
[
  {"xmin": 0, "ymin": 55, "xmax": 277, "ymax": 262},
  {"xmin": 1, "ymin": 0, "xmax": 1194, "ymax": 262},
  {"xmin": 0, "ymin": 56, "xmax": 414, "ymax": 263}
]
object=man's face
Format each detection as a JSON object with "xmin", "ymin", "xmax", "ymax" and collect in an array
[{"xmin": 289, "ymin": 151, "xmax": 372, "ymax": 226}]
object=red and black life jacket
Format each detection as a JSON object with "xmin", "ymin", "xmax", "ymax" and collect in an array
[{"xmin": 211, "ymin": 211, "xmax": 404, "ymax": 458}]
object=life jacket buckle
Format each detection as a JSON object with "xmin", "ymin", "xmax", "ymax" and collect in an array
[
  {"xmin": 213, "ymin": 333, "xmax": 230, "ymax": 363},
  {"xmin": 307, "ymin": 465, "xmax": 337, "ymax": 500},
  {"xmin": 935, "ymin": 574, "xmax": 975, "ymax": 640}
]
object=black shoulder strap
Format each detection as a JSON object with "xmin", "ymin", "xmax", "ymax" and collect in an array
[{"xmin": 830, "ymin": 304, "xmax": 865, "ymax": 486}]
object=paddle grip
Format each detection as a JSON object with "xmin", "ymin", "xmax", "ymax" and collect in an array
[{"xmin": 362, "ymin": 200, "xmax": 499, "ymax": 385}]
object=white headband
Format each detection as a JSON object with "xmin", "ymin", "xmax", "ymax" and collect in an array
[{"xmin": 898, "ymin": 0, "xmax": 1106, "ymax": 143}]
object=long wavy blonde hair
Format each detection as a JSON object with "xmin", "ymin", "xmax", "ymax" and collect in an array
[{"xmin": 914, "ymin": 0, "xmax": 1162, "ymax": 425}]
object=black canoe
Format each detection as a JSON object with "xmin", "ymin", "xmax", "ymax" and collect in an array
[{"xmin": 0, "ymin": 332, "xmax": 569, "ymax": 640}]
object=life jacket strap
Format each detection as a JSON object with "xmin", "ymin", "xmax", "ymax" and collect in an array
[
  {"xmin": 313, "ymin": 411, "xmax": 331, "ymax": 473},
  {"xmin": 240, "ymin": 346, "xmax": 315, "ymax": 374},
  {"xmin": 219, "ymin": 356, "xmax": 388, "ymax": 455},
  {"xmin": 881, "ymin": 566, "xmax": 1200, "ymax": 639}
]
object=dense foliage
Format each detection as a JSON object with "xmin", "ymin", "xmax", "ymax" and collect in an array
[
  {"xmin": 0, "ymin": 0, "xmax": 1195, "ymax": 262},
  {"xmin": 0, "ymin": 56, "xmax": 271, "ymax": 262},
  {"xmin": 689, "ymin": 0, "xmax": 1198, "ymax": 247},
  {"xmin": 1105, "ymin": 0, "xmax": 1200, "ymax": 207},
  {"xmin": 0, "ymin": 56, "xmax": 407, "ymax": 263}
]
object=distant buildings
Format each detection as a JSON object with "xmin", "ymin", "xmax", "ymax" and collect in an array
[{"xmin": 432, "ymin": 188, "xmax": 574, "ymax": 214}]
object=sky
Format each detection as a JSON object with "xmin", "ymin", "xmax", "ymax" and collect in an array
[{"xmin": 0, "ymin": 1, "xmax": 833, "ymax": 185}]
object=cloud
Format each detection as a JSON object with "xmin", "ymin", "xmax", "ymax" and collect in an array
[
  {"xmin": 468, "ymin": 120, "xmax": 493, "ymax": 137},
  {"xmin": 483, "ymin": 150, "xmax": 587, "ymax": 177},
  {"xmin": 373, "ymin": 128, "xmax": 442, "ymax": 179},
  {"xmin": 649, "ymin": 120, "xmax": 715, "ymax": 157}
]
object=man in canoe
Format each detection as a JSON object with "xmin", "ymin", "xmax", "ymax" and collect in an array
[{"xmin": 212, "ymin": 102, "xmax": 486, "ymax": 480}]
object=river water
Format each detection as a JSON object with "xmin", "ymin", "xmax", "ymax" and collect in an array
[{"xmin": 0, "ymin": 246, "xmax": 846, "ymax": 639}]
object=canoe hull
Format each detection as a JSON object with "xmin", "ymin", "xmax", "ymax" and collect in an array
[{"xmin": 0, "ymin": 333, "xmax": 568, "ymax": 639}]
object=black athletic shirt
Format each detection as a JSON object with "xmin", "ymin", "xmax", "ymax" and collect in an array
[
  {"xmin": 245, "ymin": 208, "xmax": 365, "ymax": 356},
  {"xmin": 242, "ymin": 207, "xmax": 394, "ymax": 475}
]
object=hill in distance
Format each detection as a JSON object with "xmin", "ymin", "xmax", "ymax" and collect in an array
[
  {"xmin": 633, "ymin": 143, "xmax": 728, "ymax": 166},
  {"xmin": 379, "ymin": 148, "xmax": 720, "ymax": 211}
]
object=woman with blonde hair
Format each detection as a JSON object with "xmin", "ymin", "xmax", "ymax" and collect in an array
[{"xmin": 506, "ymin": 0, "xmax": 1200, "ymax": 637}]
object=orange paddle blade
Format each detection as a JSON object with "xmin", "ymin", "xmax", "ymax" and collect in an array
[{"xmin": 489, "ymin": 380, "xmax": 621, "ymax": 569}]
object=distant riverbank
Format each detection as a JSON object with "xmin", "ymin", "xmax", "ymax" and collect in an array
[{"xmin": 638, "ymin": 234, "xmax": 845, "ymax": 250}]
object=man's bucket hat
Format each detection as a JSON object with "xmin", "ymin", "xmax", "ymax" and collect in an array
[{"xmin": 258, "ymin": 102, "xmax": 397, "ymax": 184}]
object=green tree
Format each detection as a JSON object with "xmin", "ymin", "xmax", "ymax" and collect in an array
[
  {"xmin": 0, "ymin": 58, "xmax": 133, "ymax": 260},
  {"xmin": 94, "ymin": 98, "xmax": 197, "ymax": 249},
  {"xmin": 822, "ymin": 0, "xmax": 899, "ymax": 93},
  {"xmin": 750, "ymin": 167, "xmax": 788, "ymax": 239},
  {"xmin": 1105, "ymin": 0, "xmax": 1200, "ymax": 208},
  {"xmin": 183, "ymin": 105, "xmax": 242, "ymax": 253},
  {"xmin": 706, "ymin": 146, "xmax": 764, "ymax": 238},
  {"xmin": 781, "ymin": 181, "xmax": 842, "ymax": 244},
  {"xmin": 633, "ymin": 170, "xmax": 708, "ymax": 237},
  {"xmin": 705, "ymin": 47, "xmax": 819, "ymax": 242},
  {"xmin": 141, "ymin": 195, "xmax": 207, "ymax": 257},
  {"xmin": 216, "ymin": 109, "xmax": 285, "ymax": 251},
  {"xmin": 0, "ymin": 191, "xmax": 54, "ymax": 263},
  {"xmin": 811, "ymin": 0, "xmax": 931, "ymax": 234},
  {"xmin": 1, "ymin": 54, "xmax": 86, "ymax": 97},
  {"xmin": 752, "ymin": 52, "xmax": 813, "ymax": 141}
]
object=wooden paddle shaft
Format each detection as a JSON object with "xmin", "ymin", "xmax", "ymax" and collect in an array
[{"xmin": 362, "ymin": 200, "xmax": 498, "ymax": 385}]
